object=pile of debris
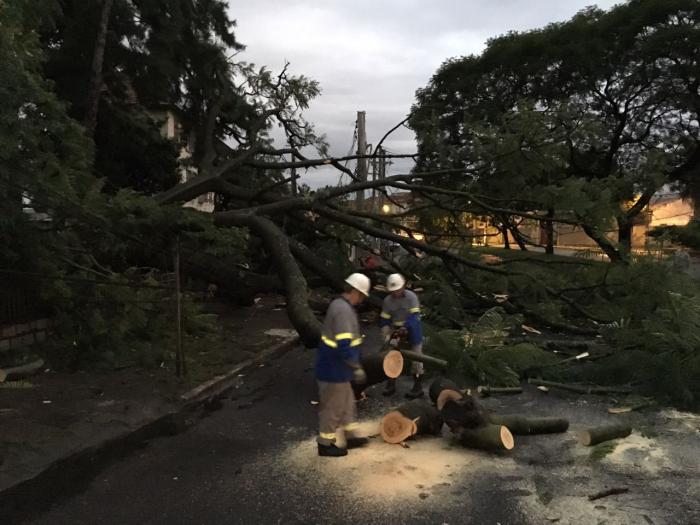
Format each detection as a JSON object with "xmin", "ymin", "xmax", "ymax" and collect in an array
[{"xmin": 376, "ymin": 377, "xmax": 631, "ymax": 452}]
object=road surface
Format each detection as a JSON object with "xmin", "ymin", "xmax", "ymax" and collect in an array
[{"xmin": 20, "ymin": 341, "xmax": 700, "ymax": 525}]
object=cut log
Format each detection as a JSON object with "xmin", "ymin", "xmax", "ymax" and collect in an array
[
  {"xmin": 458, "ymin": 424, "xmax": 514, "ymax": 451},
  {"xmin": 528, "ymin": 378, "xmax": 632, "ymax": 395},
  {"xmin": 436, "ymin": 389, "xmax": 464, "ymax": 411},
  {"xmin": 428, "ymin": 377, "xmax": 462, "ymax": 410},
  {"xmin": 352, "ymin": 350, "xmax": 403, "ymax": 397},
  {"xmin": 477, "ymin": 386, "xmax": 522, "ymax": 397},
  {"xmin": 379, "ymin": 399, "xmax": 444, "ymax": 444},
  {"xmin": 578, "ymin": 424, "xmax": 632, "ymax": 446},
  {"xmin": 399, "ymin": 350, "xmax": 448, "ymax": 369},
  {"xmin": 439, "ymin": 397, "xmax": 488, "ymax": 432},
  {"xmin": 0, "ymin": 359, "xmax": 45, "ymax": 383},
  {"xmin": 489, "ymin": 415, "xmax": 569, "ymax": 435}
]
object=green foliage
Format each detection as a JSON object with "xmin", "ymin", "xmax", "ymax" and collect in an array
[
  {"xmin": 476, "ymin": 343, "xmax": 558, "ymax": 387},
  {"xmin": 410, "ymin": 0, "xmax": 700, "ymax": 260},
  {"xmin": 589, "ymin": 440, "xmax": 617, "ymax": 461},
  {"xmin": 648, "ymin": 222, "xmax": 700, "ymax": 250}
]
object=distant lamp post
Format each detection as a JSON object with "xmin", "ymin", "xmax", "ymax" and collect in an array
[{"xmin": 381, "ymin": 204, "xmax": 391, "ymax": 214}]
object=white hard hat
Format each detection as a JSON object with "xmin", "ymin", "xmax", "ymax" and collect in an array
[
  {"xmin": 386, "ymin": 273, "xmax": 406, "ymax": 292},
  {"xmin": 345, "ymin": 273, "xmax": 371, "ymax": 296}
]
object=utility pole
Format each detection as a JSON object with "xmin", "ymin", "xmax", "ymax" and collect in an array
[{"xmin": 355, "ymin": 111, "xmax": 367, "ymax": 209}]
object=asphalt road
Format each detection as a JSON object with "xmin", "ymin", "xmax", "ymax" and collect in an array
[{"xmin": 20, "ymin": 340, "xmax": 700, "ymax": 525}]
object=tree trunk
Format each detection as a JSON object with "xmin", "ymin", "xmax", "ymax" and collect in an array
[
  {"xmin": 544, "ymin": 208, "xmax": 555, "ymax": 255},
  {"xmin": 581, "ymin": 224, "xmax": 625, "ymax": 263},
  {"xmin": 458, "ymin": 424, "xmax": 514, "ymax": 451},
  {"xmin": 439, "ymin": 397, "xmax": 488, "ymax": 432},
  {"xmin": 578, "ymin": 423, "xmax": 631, "ymax": 446},
  {"xmin": 527, "ymin": 378, "xmax": 632, "ymax": 395},
  {"xmin": 500, "ymin": 214, "xmax": 510, "ymax": 249},
  {"xmin": 84, "ymin": 0, "xmax": 114, "ymax": 136},
  {"xmin": 379, "ymin": 399, "xmax": 444, "ymax": 444},
  {"xmin": 428, "ymin": 377, "xmax": 461, "ymax": 404},
  {"xmin": 508, "ymin": 222, "xmax": 528, "ymax": 251},
  {"xmin": 488, "ymin": 415, "xmax": 569, "ymax": 435},
  {"xmin": 219, "ymin": 215, "xmax": 321, "ymax": 347},
  {"xmin": 476, "ymin": 386, "xmax": 522, "ymax": 397},
  {"xmin": 399, "ymin": 349, "xmax": 448, "ymax": 369},
  {"xmin": 617, "ymin": 218, "xmax": 633, "ymax": 260},
  {"xmin": 352, "ymin": 350, "xmax": 403, "ymax": 397}
]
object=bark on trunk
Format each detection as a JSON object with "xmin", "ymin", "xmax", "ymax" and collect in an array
[
  {"xmin": 476, "ymin": 386, "xmax": 522, "ymax": 397},
  {"xmin": 439, "ymin": 397, "xmax": 488, "ymax": 432},
  {"xmin": 581, "ymin": 224, "xmax": 625, "ymax": 263},
  {"xmin": 219, "ymin": 215, "xmax": 321, "ymax": 346},
  {"xmin": 379, "ymin": 399, "xmax": 444, "ymax": 444},
  {"xmin": 399, "ymin": 349, "xmax": 448, "ymax": 369},
  {"xmin": 500, "ymin": 214, "xmax": 510, "ymax": 249},
  {"xmin": 488, "ymin": 415, "xmax": 569, "ymax": 435},
  {"xmin": 84, "ymin": 0, "xmax": 114, "ymax": 136},
  {"xmin": 617, "ymin": 218, "xmax": 633, "ymax": 260},
  {"xmin": 509, "ymin": 223, "xmax": 528, "ymax": 251},
  {"xmin": 458, "ymin": 424, "xmax": 514, "ymax": 451},
  {"xmin": 527, "ymin": 378, "xmax": 632, "ymax": 395},
  {"xmin": 428, "ymin": 377, "xmax": 461, "ymax": 404},
  {"xmin": 544, "ymin": 208, "xmax": 555, "ymax": 255},
  {"xmin": 578, "ymin": 423, "xmax": 632, "ymax": 446}
]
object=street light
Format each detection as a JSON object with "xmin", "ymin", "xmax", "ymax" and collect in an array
[{"xmin": 381, "ymin": 204, "xmax": 391, "ymax": 214}]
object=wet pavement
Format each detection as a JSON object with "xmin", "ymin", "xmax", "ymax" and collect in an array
[{"xmin": 12, "ymin": 337, "xmax": 700, "ymax": 525}]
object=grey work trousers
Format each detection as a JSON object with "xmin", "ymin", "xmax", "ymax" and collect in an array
[{"xmin": 317, "ymin": 381, "xmax": 359, "ymax": 446}]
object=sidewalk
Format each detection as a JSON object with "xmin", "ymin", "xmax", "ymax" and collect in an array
[{"xmin": 0, "ymin": 296, "xmax": 298, "ymax": 499}]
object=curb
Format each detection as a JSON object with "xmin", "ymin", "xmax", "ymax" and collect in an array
[{"xmin": 1, "ymin": 336, "xmax": 300, "ymax": 523}]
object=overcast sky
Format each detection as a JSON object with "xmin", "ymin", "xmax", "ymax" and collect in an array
[{"xmin": 228, "ymin": 0, "xmax": 620, "ymax": 188}]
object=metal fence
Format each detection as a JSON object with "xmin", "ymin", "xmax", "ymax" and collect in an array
[{"xmin": 0, "ymin": 278, "xmax": 47, "ymax": 325}]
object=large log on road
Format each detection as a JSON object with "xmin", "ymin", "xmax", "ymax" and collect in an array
[
  {"xmin": 380, "ymin": 399, "xmax": 444, "ymax": 444},
  {"xmin": 488, "ymin": 415, "xmax": 569, "ymax": 435},
  {"xmin": 458, "ymin": 424, "xmax": 515, "ymax": 451}
]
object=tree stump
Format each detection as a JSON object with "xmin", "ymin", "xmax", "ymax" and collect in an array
[{"xmin": 379, "ymin": 399, "xmax": 444, "ymax": 444}]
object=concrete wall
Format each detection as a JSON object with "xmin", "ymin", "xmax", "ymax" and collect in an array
[{"xmin": 0, "ymin": 318, "xmax": 51, "ymax": 352}]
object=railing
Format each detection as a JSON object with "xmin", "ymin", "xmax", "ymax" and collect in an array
[{"xmin": 0, "ymin": 279, "xmax": 47, "ymax": 325}]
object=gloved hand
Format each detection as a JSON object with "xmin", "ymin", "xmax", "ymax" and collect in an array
[{"xmin": 353, "ymin": 367, "xmax": 367, "ymax": 384}]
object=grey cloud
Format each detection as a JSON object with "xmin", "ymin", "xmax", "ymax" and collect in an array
[{"xmin": 229, "ymin": 0, "xmax": 620, "ymax": 187}]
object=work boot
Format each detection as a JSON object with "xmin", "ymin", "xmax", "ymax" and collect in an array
[
  {"xmin": 405, "ymin": 375, "xmax": 424, "ymax": 399},
  {"xmin": 382, "ymin": 379, "xmax": 396, "ymax": 397},
  {"xmin": 346, "ymin": 436, "xmax": 369, "ymax": 449},
  {"xmin": 318, "ymin": 443, "xmax": 348, "ymax": 457}
]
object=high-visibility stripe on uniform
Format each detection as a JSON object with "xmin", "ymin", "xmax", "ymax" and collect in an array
[
  {"xmin": 380, "ymin": 311, "xmax": 392, "ymax": 319},
  {"xmin": 409, "ymin": 307, "xmax": 420, "ymax": 313},
  {"xmin": 344, "ymin": 422, "xmax": 359, "ymax": 431},
  {"xmin": 335, "ymin": 333, "xmax": 353, "ymax": 340},
  {"xmin": 319, "ymin": 432, "xmax": 336, "ymax": 440},
  {"xmin": 351, "ymin": 338, "xmax": 363, "ymax": 347},
  {"xmin": 392, "ymin": 320, "xmax": 405, "ymax": 327},
  {"xmin": 321, "ymin": 336, "xmax": 337, "ymax": 348}
]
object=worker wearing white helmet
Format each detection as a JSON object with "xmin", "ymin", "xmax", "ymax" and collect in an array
[
  {"xmin": 380, "ymin": 273, "xmax": 425, "ymax": 398},
  {"xmin": 315, "ymin": 273, "xmax": 371, "ymax": 457}
]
